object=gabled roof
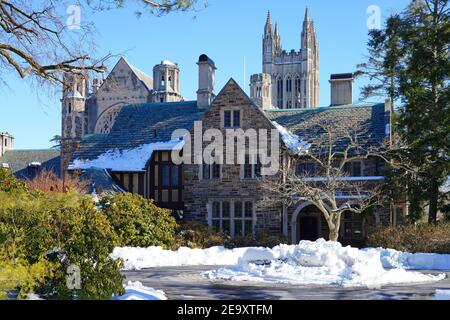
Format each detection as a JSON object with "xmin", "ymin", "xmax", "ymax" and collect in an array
[
  {"xmin": 95, "ymin": 57, "xmax": 154, "ymax": 95},
  {"xmin": 69, "ymin": 101, "xmax": 205, "ymax": 171},
  {"xmin": 0, "ymin": 149, "xmax": 61, "ymax": 179},
  {"xmin": 265, "ymin": 103, "xmax": 387, "ymax": 152}
]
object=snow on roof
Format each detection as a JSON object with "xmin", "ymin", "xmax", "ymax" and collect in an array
[
  {"xmin": 272, "ymin": 121, "xmax": 311, "ymax": 155},
  {"xmin": 161, "ymin": 60, "xmax": 177, "ymax": 66},
  {"xmin": 68, "ymin": 139, "xmax": 184, "ymax": 172}
]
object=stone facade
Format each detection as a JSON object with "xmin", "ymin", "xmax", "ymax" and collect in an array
[{"xmin": 183, "ymin": 79, "xmax": 283, "ymax": 235}]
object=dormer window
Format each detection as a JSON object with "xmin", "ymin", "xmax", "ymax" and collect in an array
[{"xmin": 27, "ymin": 162, "xmax": 42, "ymax": 178}]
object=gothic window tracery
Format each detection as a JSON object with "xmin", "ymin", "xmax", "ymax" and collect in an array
[{"xmin": 94, "ymin": 104, "xmax": 125, "ymax": 134}]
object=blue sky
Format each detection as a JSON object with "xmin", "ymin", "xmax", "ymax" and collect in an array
[{"xmin": 0, "ymin": 0, "xmax": 411, "ymax": 149}]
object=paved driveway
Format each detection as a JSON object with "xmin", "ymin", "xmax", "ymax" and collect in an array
[{"xmin": 123, "ymin": 266, "xmax": 450, "ymax": 300}]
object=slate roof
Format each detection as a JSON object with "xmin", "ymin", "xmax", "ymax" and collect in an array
[
  {"xmin": 0, "ymin": 149, "xmax": 61, "ymax": 179},
  {"xmin": 265, "ymin": 103, "xmax": 387, "ymax": 153},
  {"xmin": 80, "ymin": 168, "xmax": 125, "ymax": 194},
  {"xmin": 70, "ymin": 101, "xmax": 205, "ymax": 167}
]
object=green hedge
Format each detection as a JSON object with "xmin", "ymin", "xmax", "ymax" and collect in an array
[
  {"xmin": 366, "ymin": 223, "xmax": 450, "ymax": 254},
  {"xmin": 100, "ymin": 193, "xmax": 178, "ymax": 249}
]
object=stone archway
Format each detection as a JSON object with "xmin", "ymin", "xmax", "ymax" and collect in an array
[{"xmin": 291, "ymin": 202, "xmax": 332, "ymax": 244}]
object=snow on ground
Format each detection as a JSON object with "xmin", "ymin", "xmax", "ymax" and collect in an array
[
  {"xmin": 272, "ymin": 121, "xmax": 311, "ymax": 155},
  {"xmin": 113, "ymin": 281, "xmax": 167, "ymax": 300},
  {"xmin": 435, "ymin": 289, "xmax": 450, "ymax": 300},
  {"xmin": 113, "ymin": 239, "xmax": 449, "ymax": 288},
  {"xmin": 68, "ymin": 139, "xmax": 184, "ymax": 172},
  {"xmin": 112, "ymin": 246, "xmax": 249, "ymax": 270}
]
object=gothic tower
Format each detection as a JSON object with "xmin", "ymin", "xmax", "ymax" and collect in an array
[
  {"xmin": 262, "ymin": 11, "xmax": 275, "ymax": 75},
  {"xmin": 260, "ymin": 8, "xmax": 319, "ymax": 109},
  {"xmin": 61, "ymin": 72, "xmax": 88, "ymax": 171},
  {"xmin": 153, "ymin": 60, "xmax": 183, "ymax": 103},
  {"xmin": 301, "ymin": 7, "xmax": 319, "ymax": 109}
]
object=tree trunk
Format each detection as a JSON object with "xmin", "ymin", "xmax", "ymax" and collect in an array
[
  {"xmin": 428, "ymin": 178, "xmax": 439, "ymax": 223},
  {"xmin": 329, "ymin": 229, "xmax": 339, "ymax": 242}
]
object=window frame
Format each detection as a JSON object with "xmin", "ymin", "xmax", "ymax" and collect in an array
[
  {"xmin": 222, "ymin": 109, "xmax": 242, "ymax": 129},
  {"xmin": 209, "ymin": 200, "xmax": 255, "ymax": 237},
  {"xmin": 241, "ymin": 154, "xmax": 262, "ymax": 180}
]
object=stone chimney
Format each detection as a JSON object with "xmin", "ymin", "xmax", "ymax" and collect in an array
[
  {"xmin": 197, "ymin": 54, "xmax": 216, "ymax": 107},
  {"xmin": 329, "ymin": 73, "xmax": 354, "ymax": 106},
  {"xmin": 0, "ymin": 132, "xmax": 14, "ymax": 157},
  {"xmin": 250, "ymin": 73, "xmax": 272, "ymax": 110}
]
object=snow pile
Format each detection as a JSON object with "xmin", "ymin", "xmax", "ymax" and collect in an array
[
  {"xmin": 272, "ymin": 121, "xmax": 311, "ymax": 155},
  {"xmin": 435, "ymin": 289, "xmax": 450, "ymax": 300},
  {"xmin": 69, "ymin": 139, "xmax": 184, "ymax": 172},
  {"xmin": 113, "ymin": 281, "xmax": 167, "ymax": 300},
  {"xmin": 204, "ymin": 240, "xmax": 446, "ymax": 287},
  {"xmin": 112, "ymin": 239, "xmax": 449, "ymax": 288},
  {"xmin": 377, "ymin": 248, "xmax": 450, "ymax": 271},
  {"xmin": 111, "ymin": 246, "xmax": 249, "ymax": 270}
]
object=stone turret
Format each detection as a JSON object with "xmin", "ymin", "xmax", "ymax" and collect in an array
[
  {"xmin": 152, "ymin": 60, "xmax": 183, "ymax": 103},
  {"xmin": 250, "ymin": 73, "xmax": 272, "ymax": 110},
  {"xmin": 61, "ymin": 72, "xmax": 88, "ymax": 172}
]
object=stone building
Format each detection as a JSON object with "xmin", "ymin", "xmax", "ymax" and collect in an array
[
  {"xmin": 60, "ymin": 57, "xmax": 184, "ymax": 171},
  {"xmin": 251, "ymin": 9, "xmax": 320, "ymax": 109},
  {"xmin": 68, "ymin": 53, "xmax": 404, "ymax": 245},
  {"xmin": 0, "ymin": 132, "xmax": 61, "ymax": 180}
]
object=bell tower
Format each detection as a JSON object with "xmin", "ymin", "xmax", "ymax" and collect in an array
[
  {"xmin": 61, "ymin": 72, "xmax": 88, "ymax": 171},
  {"xmin": 152, "ymin": 61, "xmax": 183, "ymax": 103}
]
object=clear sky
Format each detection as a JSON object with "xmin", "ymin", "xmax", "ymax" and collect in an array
[{"xmin": 0, "ymin": 0, "xmax": 411, "ymax": 150}]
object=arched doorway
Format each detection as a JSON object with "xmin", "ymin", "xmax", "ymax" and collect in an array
[{"xmin": 291, "ymin": 202, "xmax": 331, "ymax": 244}]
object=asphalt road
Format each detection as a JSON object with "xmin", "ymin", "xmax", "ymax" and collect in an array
[{"xmin": 123, "ymin": 266, "xmax": 450, "ymax": 300}]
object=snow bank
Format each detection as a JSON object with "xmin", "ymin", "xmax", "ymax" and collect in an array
[
  {"xmin": 113, "ymin": 239, "xmax": 449, "ymax": 288},
  {"xmin": 435, "ymin": 289, "xmax": 450, "ymax": 300},
  {"xmin": 272, "ymin": 121, "xmax": 311, "ymax": 155},
  {"xmin": 111, "ymin": 246, "xmax": 249, "ymax": 270},
  {"xmin": 69, "ymin": 139, "xmax": 184, "ymax": 172},
  {"xmin": 113, "ymin": 281, "xmax": 167, "ymax": 300},
  {"xmin": 204, "ymin": 240, "xmax": 446, "ymax": 288},
  {"xmin": 376, "ymin": 248, "xmax": 450, "ymax": 271}
]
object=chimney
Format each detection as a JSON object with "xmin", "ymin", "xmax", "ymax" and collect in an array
[
  {"xmin": 197, "ymin": 54, "xmax": 216, "ymax": 107},
  {"xmin": 329, "ymin": 73, "xmax": 354, "ymax": 106}
]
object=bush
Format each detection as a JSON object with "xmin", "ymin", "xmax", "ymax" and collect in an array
[
  {"xmin": 0, "ymin": 189, "xmax": 124, "ymax": 299},
  {"xmin": 100, "ymin": 193, "xmax": 178, "ymax": 249},
  {"xmin": 174, "ymin": 222, "xmax": 231, "ymax": 249},
  {"xmin": 0, "ymin": 168, "xmax": 26, "ymax": 193},
  {"xmin": 225, "ymin": 231, "xmax": 290, "ymax": 249},
  {"xmin": 175, "ymin": 222, "xmax": 289, "ymax": 249},
  {"xmin": 366, "ymin": 223, "xmax": 450, "ymax": 254},
  {"xmin": 26, "ymin": 169, "xmax": 89, "ymax": 194}
]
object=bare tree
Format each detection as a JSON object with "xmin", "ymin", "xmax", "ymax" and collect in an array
[
  {"xmin": 0, "ymin": 0, "xmax": 202, "ymax": 86},
  {"xmin": 263, "ymin": 123, "xmax": 388, "ymax": 242}
]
